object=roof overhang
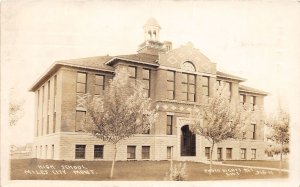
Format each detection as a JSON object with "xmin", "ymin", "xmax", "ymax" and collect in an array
[
  {"xmin": 29, "ymin": 62, "xmax": 115, "ymax": 92},
  {"xmin": 239, "ymin": 85, "xmax": 268, "ymax": 96},
  {"xmin": 105, "ymin": 57, "xmax": 159, "ymax": 67},
  {"xmin": 216, "ymin": 72, "xmax": 246, "ymax": 82}
]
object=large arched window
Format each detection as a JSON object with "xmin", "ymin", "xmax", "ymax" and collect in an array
[{"xmin": 182, "ymin": 61, "xmax": 196, "ymax": 72}]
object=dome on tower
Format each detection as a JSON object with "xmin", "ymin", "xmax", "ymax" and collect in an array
[{"xmin": 144, "ymin": 17, "xmax": 161, "ymax": 29}]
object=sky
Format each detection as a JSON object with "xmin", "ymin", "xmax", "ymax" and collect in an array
[{"xmin": 1, "ymin": 0, "xmax": 300, "ymax": 147}]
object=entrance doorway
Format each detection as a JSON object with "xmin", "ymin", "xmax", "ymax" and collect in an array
[{"xmin": 180, "ymin": 125, "xmax": 196, "ymax": 156}]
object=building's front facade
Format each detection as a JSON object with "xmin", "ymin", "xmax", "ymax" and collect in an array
[{"xmin": 30, "ymin": 18, "xmax": 268, "ymax": 161}]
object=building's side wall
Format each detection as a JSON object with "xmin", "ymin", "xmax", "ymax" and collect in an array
[
  {"xmin": 60, "ymin": 67, "xmax": 114, "ymax": 132},
  {"xmin": 201, "ymin": 138, "xmax": 266, "ymax": 160},
  {"xmin": 33, "ymin": 135, "xmax": 60, "ymax": 160},
  {"xmin": 34, "ymin": 69, "xmax": 62, "ymax": 137}
]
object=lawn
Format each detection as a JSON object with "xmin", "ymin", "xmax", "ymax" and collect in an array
[
  {"xmin": 10, "ymin": 159, "xmax": 288, "ymax": 181},
  {"xmin": 222, "ymin": 160, "xmax": 289, "ymax": 169}
]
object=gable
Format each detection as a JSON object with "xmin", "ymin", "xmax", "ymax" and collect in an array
[{"xmin": 158, "ymin": 42, "xmax": 216, "ymax": 74}]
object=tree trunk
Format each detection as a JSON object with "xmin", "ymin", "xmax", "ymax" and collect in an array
[
  {"xmin": 209, "ymin": 142, "xmax": 215, "ymax": 176},
  {"xmin": 110, "ymin": 143, "xmax": 117, "ymax": 179},
  {"xmin": 279, "ymin": 142, "xmax": 283, "ymax": 175}
]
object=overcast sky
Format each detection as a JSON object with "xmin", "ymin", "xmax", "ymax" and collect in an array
[{"xmin": 2, "ymin": 0, "xmax": 300, "ymax": 146}]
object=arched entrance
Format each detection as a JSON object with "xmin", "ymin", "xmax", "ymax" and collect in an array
[{"xmin": 181, "ymin": 125, "xmax": 196, "ymax": 156}]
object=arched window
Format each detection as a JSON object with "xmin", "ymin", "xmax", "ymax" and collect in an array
[
  {"xmin": 182, "ymin": 61, "xmax": 196, "ymax": 72},
  {"xmin": 153, "ymin": 31, "xmax": 156, "ymax": 40},
  {"xmin": 148, "ymin": 31, "xmax": 152, "ymax": 40}
]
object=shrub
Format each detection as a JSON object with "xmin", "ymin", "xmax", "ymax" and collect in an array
[{"xmin": 164, "ymin": 163, "xmax": 187, "ymax": 181}]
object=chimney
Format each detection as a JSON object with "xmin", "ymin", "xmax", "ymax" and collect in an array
[{"xmin": 164, "ymin": 41, "xmax": 172, "ymax": 52}]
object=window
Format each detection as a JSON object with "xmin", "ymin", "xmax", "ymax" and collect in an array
[
  {"xmin": 128, "ymin": 66, "xmax": 137, "ymax": 85},
  {"xmin": 217, "ymin": 80, "xmax": 221, "ymax": 87},
  {"xmin": 167, "ymin": 71, "xmax": 175, "ymax": 100},
  {"xmin": 182, "ymin": 73, "xmax": 196, "ymax": 102},
  {"xmin": 36, "ymin": 90, "xmax": 40, "ymax": 136},
  {"xmin": 47, "ymin": 80, "xmax": 50, "ymax": 112},
  {"xmin": 251, "ymin": 124, "xmax": 256, "ymax": 139},
  {"xmin": 42, "ymin": 86, "xmax": 44, "ymax": 135},
  {"xmin": 251, "ymin": 149, "xmax": 256, "ymax": 160},
  {"xmin": 75, "ymin": 110, "xmax": 86, "ymax": 132},
  {"xmin": 51, "ymin": 145, "xmax": 54, "ymax": 159},
  {"xmin": 46, "ymin": 115, "xmax": 49, "ymax": 134},
  {"xmin": 167, "ymin": 146, "xmax": 172, "ymax": 159},
  {"xmin": 53, "ymin": 112, "xmax": 56, "ymax": 133},
  {"xmin": 75, "ymin": 145, "xmax": 86, "ymax": 159},
  {"xmin": 142, "ymin": 69, "xmax": 150, "ymax": 97},
  {"xmin": 77, "ymin": 72, "xmax": 87, "ymax": 93},
  {"xmin": 182, "ymin": 61, "xmax": 196, "ymax": 72},
  {"xmin": 54, "ymin": 75, "xmax": 57, "ymax": 111},
  {"xmin": 53, "ymin": 75, "xmax": 57, "ymax": 133},
  {"xmin": 94, "ymin": 145, "xmax": 104, "ymax": 159},
  {"xmin": 128, "ymin": 66, "xmax": 136, "ymax": 78},
  {"xmin": 40, "ymin": 146, "xmax": 42, "ymax": 158},
  {"xmin": 202, "ymin": 76, "xmax": 209, "ymax": 102},
  {"xmin": 226, "ymin": 148, "xmax": 232, "ymax": 159},
  {"xmin": 127, "ymin": 146, "xmax": 136, "ymax": 159},
  {"xmin": 217, "ymin": 148, "xmax": 222, "ymax": 160},
  {"xmin": 45, "ymin": 145, "xmax": 48, "ymax": 159},
  {"xmin": 249, "ymin": 96, "xmax": 256, "ymax": 111},
  {"xmin": 95, "ymin": 75, "xmax": 105, "ymax": 95},
  {"xmin": 240, "ymin": 94, "xmax": 246, "ymax": 105},
  {"xmin": 224, "ymin": 82, "xmax": 232, "ymax": 99},
  {"xmin": 142, "ymin": 146, "xmax": 150, "ymax": 159},
  {"xmin": 167, "ymin": 115, "xmax": 173, "ymax": 135},
  {"xmin": 205, "ymin": 147, "xmax": 211, "ymax": 159},
  {"xmin": 240, "ymin": 148, "xmax": 246, "ymax": 159}
]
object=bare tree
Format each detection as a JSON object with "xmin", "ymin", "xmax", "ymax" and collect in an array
[
  {"xmin": 265, "ymin": 108, "xmax": 289, "ymax": 174},
  {"xmin": 9, "ymin": 88, "xmax": 25, "ymax": 126},
  {"xmin": 85, "ymin": 69, "xmax": 158, "ymax": 179},
  {"xmin": 190, "ymin": 84, "xmax": 253, "ymax": 175}
]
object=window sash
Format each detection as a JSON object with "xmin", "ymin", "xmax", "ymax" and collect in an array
[
  {"xmin": 53, "ymin": 112, "xmax": 56, "ymax": 133},
  {"xmin": 226, "ymin": 148, "xmax": 232, "ymax": 159},
  {"xmin": 167, "ymin": 116, "xmax": 173, "ymax": 135},
  {"xmin": 128, "ymin": 66, "xmax": 137, "ymax": 78},
  {"xmin": 77, "ymin": 73, "xmax": 87, "ymax": 83},
  {"xmin": 127, "ymin": 146, "xmax": 136, "ymax": 159},
  {"xmin": 205, "ymin": 147, "xmax": 211, "ymax": 159},
  {"xmin": 167, "ymin": 71, "xmax": 175, "ymax": 81},
  {"xmin": 182, "ymin": 73, "xmax": 196, "ymax": 102},
  {"xmin": 240, "ymin": 95, "xmax": 245, "ymax": 104},
  {"xmin": 251, "ymin": 149, "xmax": 256, "ymax": 159},
  {"xmin": 240, "ymin": 149, "xmax": 246, "ymax": 159},
  {"xmin": 202, "ymin": 76, "xmax": 209, "ymax": 97},
  {"xmin": 142, "ymin": 69, "xmax": 150, "ymax": 80},
  {"xmin": 217, "ymin": 148, "xmax": 222, "ymax": 160},
  {"xmin": 142, "ymin": 146, "xmax": 150, "ymax": 159},
  {"xmin": 251, "ymin": 124, "xmax": 256, "ymax": 139},
  {"xmin": 75, "ymin": 145, "xmax": 86, "ymax": 159},
  {"xmin": 167, "ymin": 90, "xmax": 174, "ymax": 100},
  {"xmin": 94, "ymin": 145, "xmax": 104, "ymax": 159},
  {"xmin": 95, "ymin": 75, "xmax": 104, "ymax": 86},
  {"xmin": 77, "ymin": 83, "xmax": 86, "ymax": 93}
]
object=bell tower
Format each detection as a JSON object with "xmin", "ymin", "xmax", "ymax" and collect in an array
[
  {"xmin": 143, "ymin": 17, "xmax": 161, "ymax": 41},
  {"xmin": 137, "ymin": 18, "xmax": 165, "ymax": 55}
]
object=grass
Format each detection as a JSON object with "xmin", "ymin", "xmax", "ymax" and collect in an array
[
  {"xmin": 10, "ymin": 159, "xmax": 288, "ymax": 181},
  {"xmin": 222, "ymin": 160, "xmax": 289, "ymax": 169}
]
